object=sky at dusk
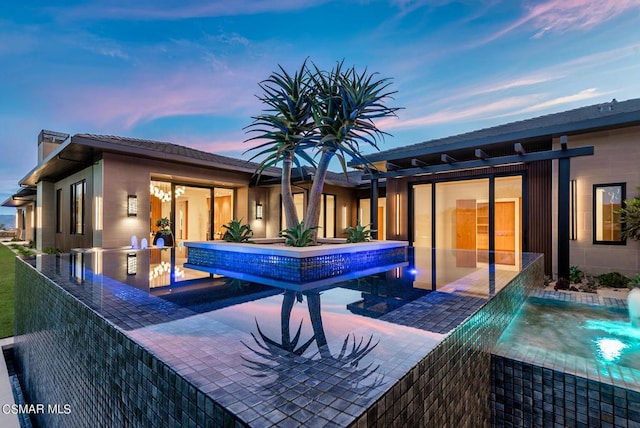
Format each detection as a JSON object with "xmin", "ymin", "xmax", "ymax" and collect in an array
[{"xmin": 1, "ymin": 0, "xmax": 640, "ymax": 215}]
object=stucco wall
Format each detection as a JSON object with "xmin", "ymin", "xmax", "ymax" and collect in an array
[
  {"xmin": 100, "ymin": 152, "xmax": 253, "ymax": 249},
  {"xmin": 552, "ymin": 125, "xmax": 640, "ymax": 277}
]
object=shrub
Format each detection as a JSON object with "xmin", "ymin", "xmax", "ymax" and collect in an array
[
  {"xmin": 629, "ymin": 274, "xmax": 640, "ymax": 289},
  {"xmin": 44, "ymin": 247, "xmax": 61, "ymax": 254},
  {"xmin": 617, "ymin": 191, "xmax": 640, "ymax": 241},
  {"xmin": 597, "ymin": 271, "xmax": 630, "ymax": 288},
  {"xmin": 344, "ymin": 222, "xmax": 375, "ymax": 243},
  {"xmin": 222, "ymin": 219, "xmax": 253, "ymax": 243},
  {"xmin": 569, "ymin": 265, "xmax": 583, "ymax": 284},
  {"xmin": 279, "ymin": 221, "xmax": 318, "ymax": 247}
]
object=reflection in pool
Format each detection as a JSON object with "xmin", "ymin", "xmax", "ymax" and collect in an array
[{"xmin": 26, "ymin": 248, "xmax": 535, "ymax": 426}]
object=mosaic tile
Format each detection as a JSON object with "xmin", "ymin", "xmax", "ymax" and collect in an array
[{"xmin": 13, "ymin": 251, "xmax": 543, "ymax": 427}]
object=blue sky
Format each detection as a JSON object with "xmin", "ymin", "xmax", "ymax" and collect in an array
[{"xmin": 1, "ymin": 0, "xmax": 640, "ymax": 215}]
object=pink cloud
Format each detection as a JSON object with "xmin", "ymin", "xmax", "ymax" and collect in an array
[
  {"xmin": 381, "ymin": 95, "xmax": 541, "ymax": 130},
  {"xmin": 478, "ymin": 0, "xmax": 640, "ymax": 45},
  {"xmin": 53, "ymin": 66, "xmax": 265, "ymax": 131}
]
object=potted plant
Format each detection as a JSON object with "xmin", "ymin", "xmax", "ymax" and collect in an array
[{"xmin": 153, "ymin": 217, "xmax": 174, "ymax": 246}]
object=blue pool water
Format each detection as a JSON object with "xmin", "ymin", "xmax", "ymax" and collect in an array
[
  {"xmin": 495, "ymin": 292, "xmax": 640, "ymax": 388},
  {"xmin": 18, "ymin": 248, "xmax": 541, "ymax": 426}
]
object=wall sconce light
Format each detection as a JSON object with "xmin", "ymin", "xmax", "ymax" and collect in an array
[
  {"xmin": 342, "ymin": 205, "xmax": 347, "ymax": 229},
  {"xmin": 127, "ymin": 195, "xmax": 138, "ymax": 217},
  {"xmin": 570, "ymin": 179, "xmax": 577, "ymax": 240},
  {"xmin": 256, "ymin": 202, "xmax": 263, "ymax": 220},
  {"xmin": 395, "ymin": 193, "xmax": 400, "ymax": 236},
  {"xmin": 127, "ymin": 253, "xmax": 137, "ymax": 275}
]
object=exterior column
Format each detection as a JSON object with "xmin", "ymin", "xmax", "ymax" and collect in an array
[
  {"xmin": 557, "ymin": 157, "xmax": 570, "ymax": 280},
  {"xmin": 370, "ymin": 178, "xmax": 378, "ymax": 240},
  {"xmin": 36, "ymin": 181, "xmax": 55, "ymax": 251}
]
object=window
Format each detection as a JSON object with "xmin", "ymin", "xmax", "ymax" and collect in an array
[
  {"xmin": 56, "ymin": 188, "xmax": 62, "ymax": 233},
  {"xmin": 593, "ymin": 183, "xmax": 625, "ymax": 245},
  {"xmin": 70, "ymin": 180, "xmax": 86, "ymax": 235}
]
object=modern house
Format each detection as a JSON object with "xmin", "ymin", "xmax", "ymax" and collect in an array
[
  {"xmin": 4, "ymin": 97, "xmax": 640, "ymax": 280},
  {"xmin": 352, "ymin": 97, "xmax": 640, "ymax": 279}
]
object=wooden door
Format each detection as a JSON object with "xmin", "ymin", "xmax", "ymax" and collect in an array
[{"xmin": 455, "ymin": 200, "xmax": 477, "ymax": 267}]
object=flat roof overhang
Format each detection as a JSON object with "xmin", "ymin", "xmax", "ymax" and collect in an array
[
  {"xmin": 19, "ymin": 135, "xmax": 279, "ymax": 187},
  {"xmin": 2, "ymin": 188, "xmax": 37, "ymax": 208}
]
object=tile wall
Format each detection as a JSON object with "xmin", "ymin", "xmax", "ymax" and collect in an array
[
  {"xmin": 13, "ymin": 259, "xmax": 247, "ymax": 428},
  {"xmin": 348, "ymin": 254, "xmax": 544, "ymax": 427}
]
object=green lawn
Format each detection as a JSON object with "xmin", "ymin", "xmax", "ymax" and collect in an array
[{"xmin": 0, "ymin": 243, "xmax": 16, "ymax": 338}]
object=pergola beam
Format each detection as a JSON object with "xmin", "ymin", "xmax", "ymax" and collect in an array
[
  {"xmin": 441, "ymin": 154, "xmax": 457, "ymax": 163},
  {"xmin": 475, "ymin": 149, "xmax": 488, "ymax": 159},
  {"xmin": 411, "ymin": 158, "xmax": 428, "ymax": 167},
  {"xmin": 362, "ymin": 145, "xmax": 594, "ymax": 180}
]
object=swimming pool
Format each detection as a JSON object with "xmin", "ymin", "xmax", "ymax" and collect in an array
[{"xmin": 13, "ymin": 249, "xmax": 544, "ymax": 427}]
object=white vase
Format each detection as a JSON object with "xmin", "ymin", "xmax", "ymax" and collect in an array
[{"xmin": 628, "ymin": 287, "xmax": 640, "ymax": 328}]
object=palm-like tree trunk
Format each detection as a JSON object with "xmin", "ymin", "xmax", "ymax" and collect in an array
[
  {"xmin": 282, "ymin": 152, "xmax": 299, "ymax": 229},
  {"xmin": 304, "ymin": 149, "xmax": 334, "ymax": 238}
]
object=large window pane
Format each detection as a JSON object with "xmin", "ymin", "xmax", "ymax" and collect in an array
[
  {"xmin": 593, "ymin": 183, "xmax": 625, "ymax": 244},
  {"xmin": 70, "ymin": 180, "xmax": 85, "ymax": 235}
]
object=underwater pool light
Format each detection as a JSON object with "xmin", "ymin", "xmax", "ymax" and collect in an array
[{"xmin": 595, "ymin": 337, "xmax": 627, "ymax": 362}]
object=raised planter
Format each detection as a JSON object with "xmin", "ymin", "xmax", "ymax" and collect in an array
[{"xmin": 184, "ymin": 240, "xmax": 408, "ymax": 284}]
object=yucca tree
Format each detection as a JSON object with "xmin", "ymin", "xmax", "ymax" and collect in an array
[
  {"xmin": 304, "ymin": 61, "xmax": 400, "ymax": 237},
  {"xmin": 245, "ymin": 61, "xmax": 316, "ymax": 229}
]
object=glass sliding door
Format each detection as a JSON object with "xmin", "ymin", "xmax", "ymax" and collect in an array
[
  {"xmin": 495, "ymin": 176, "xmax": 523, "ymax": 267},
  {"xmin": 281, "ymin": 192, "xmax": 305, "ymax": 230},
  {"xmin": 150, "ymin": 180, "xmax": 172, "ymax": 245},
  {"xmin": 212, "ymin": 188, "xmax": 234, "ymax": 240},
  {"xmin": 358, "ymin": 197, "xmax": 386, "ymax": 239},
  {"xmin": 435, "ymin": 178, "xmax": 489, "ymax": 285},
  {"xmin": 174, "ymin": 185, "xmax": 213, "ymax": 243},
  {"xmin": 412, "ymin": 184, "xmax": 432, "ymax": 288},
  {"xmin": 318, "ymin": 194, "xmax": 336, "ymax": 238}
]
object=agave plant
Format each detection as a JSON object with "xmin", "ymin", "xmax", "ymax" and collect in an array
[
  {"xmin": 344, "ymin": 221, "xmax": 375, "ymax": 243},
  {"xmin": 222, "ymin": 219, "xmax": 253, "ymax": 243},
  {"xmin": 279, "ymin": 221, "xmax": 318, "ymax": 247}
]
